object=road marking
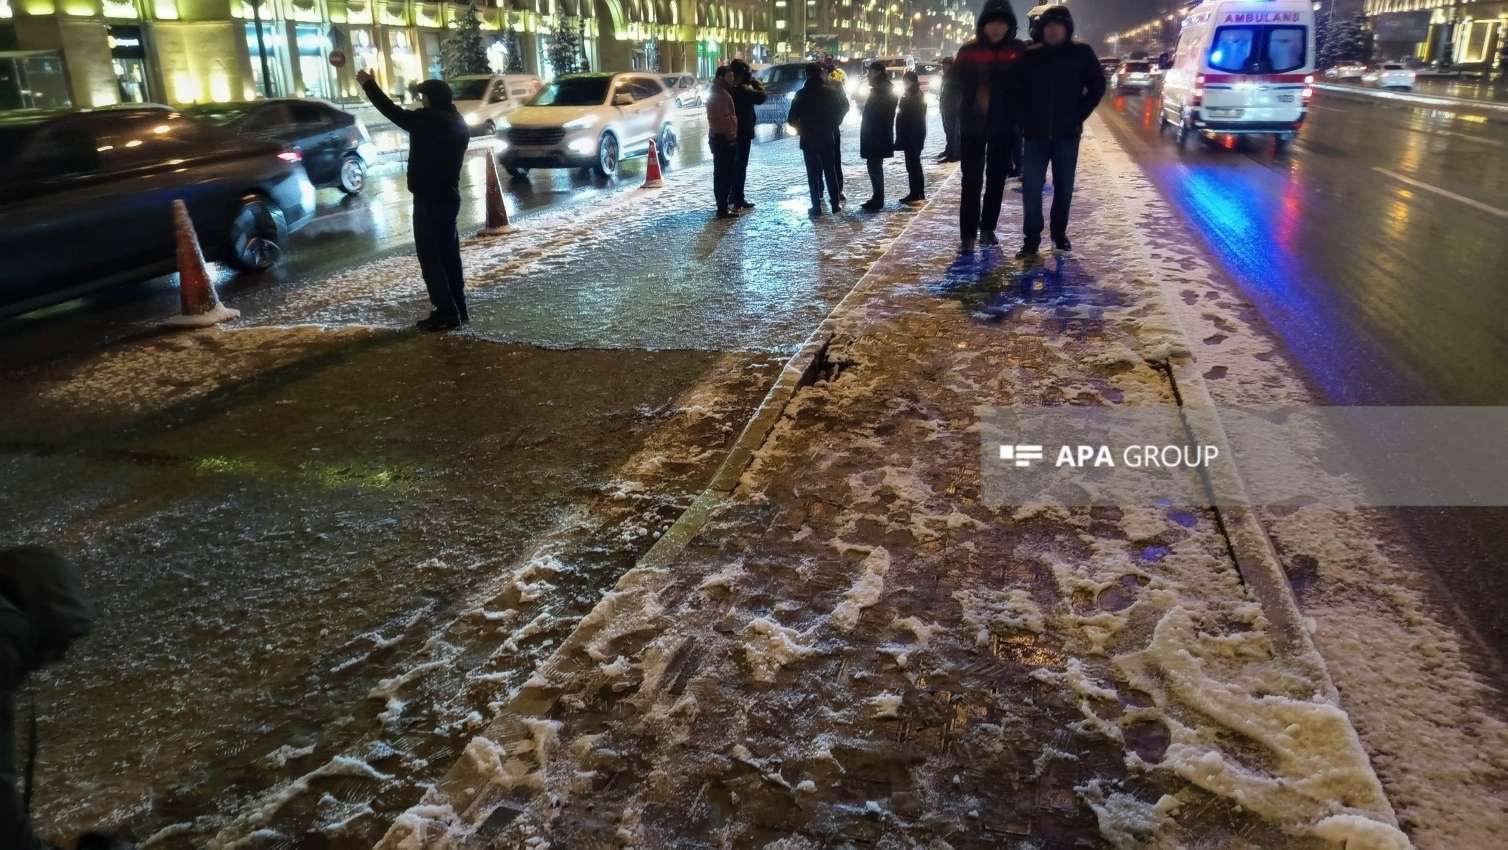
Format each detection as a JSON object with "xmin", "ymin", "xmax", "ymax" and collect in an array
[
  {"xmin": 1411, "ymin": 126, "xmax": 1504, "ymax": 146},
  {"xmin": 1373, "ymin": 167, "xmax": 1508, "ymax": 219}
]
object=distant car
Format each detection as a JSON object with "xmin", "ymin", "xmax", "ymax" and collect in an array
[
  {"xmin": 661, "ymin": 73, "xmax": 704, "ymax": 109},
  {"xmin": 1363, "ymin": 63, "xmax": 1416, "ymax": 90},
  {"xmin": 1101, "ymin": 57, "xmax": 1122, "ymax": 78},
  {"xmin": 756, "ymin": 63, "xmax": 807, "ymax": 126},
  {"xmin": 914, "ymin": 62, "xmax": 942, "ymax": 94},
  {"xmin": 187, "ymin": 98, "xmax": 375, "ymax": 195},
  {"xmin": 448, "ymin": 73, "xmax": 543, "ymax": 136},
  {"xmin": 1325, "ymin": 62, "xmax": 1368, "ymax": 80},
  {"xmin": 1112, "ymin": 61, "xmax": 1156, "ymax": 92},
  {"xmin": 499, "ymin": 72, "xmax": 676, "ymax": 179},
  {"xmin": 0, "ymin": 108, "xmax": 315, "ymax": 315},
  {"xmin": 856, "ymin": 67, "xmax": 909, "ymax": 105}
]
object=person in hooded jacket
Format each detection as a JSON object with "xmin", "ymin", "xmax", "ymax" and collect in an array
[
  {"xmin": 728, "ymin": 60, "xmax": 767, "ymax": 212},
  {"xmin": 0, "ymin": 546, "xmax": 97, "ymax": 849},
  {"xmin": 858, "ymin": 64, "xmax": 897, "ymax": 212},
  {"xmin": 894, "ymin": 71, "xmax": 928, "ymax": 207},
  {"xmin": 1013, "ymin": 4, "xmax": 1105, "ymax": 256},
  {"xmin": 357, "ymin": 71, "xmax": 472, "ymax": 331},
  {"xmin": 787, "ymin": 62, "xmax": 850, "ymax": 216},
  {"xmin": 952, "ymin": 0, "xmax": 1026, "ymax": 251}
]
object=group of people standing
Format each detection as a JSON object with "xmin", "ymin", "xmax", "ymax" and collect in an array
[
  {"xmin": 710, "ymin": 1, "xmax": 1105, "ymax": 260},
  {"xmin": 951, "ymin": 1, "xmax": 1106, "ymax": 257}
]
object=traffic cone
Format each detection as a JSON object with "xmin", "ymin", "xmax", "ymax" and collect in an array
[
  {"xmin": 641, "ymin": 139, "xmax": 664, "ymax": 189},
  {"xmin": 164, "ymin": 199, "xmax": 240, "ymax": 328},
  {"xmin": 479, "ymin": 154, "xmax": 516, "ymax": 236}
]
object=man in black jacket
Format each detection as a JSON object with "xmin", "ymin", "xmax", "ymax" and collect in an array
[
  {"xmin": 788, "ymin": 63, "xmax": 849, "ymax": 216},
  {"xmin": 728, "ymin": 60, "xmax": 767, "ymax": 211},
  {"xmin": 1, "ymin": 547, "xmax": 95, "ymax": 849},
  {"xmin": 1013, "ymin": 5, "xmax": 1106, "ymax": 257},
  {"xmin": 952, "ymin": 0, "xmax": 1026, "ymax": 252},
  {"xmin": 357, "ymin": 70, "xmax": 472, "ymax": 330}
]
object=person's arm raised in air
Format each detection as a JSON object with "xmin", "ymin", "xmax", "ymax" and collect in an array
[{"xmin": 356, "ymin": 69, "xmax": 417, "ymax": 133}]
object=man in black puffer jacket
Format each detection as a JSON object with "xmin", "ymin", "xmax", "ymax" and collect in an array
[
  {"xmin": 358, "ymin": 71, "xmax": 472, "ymax": 330},
  {"xmin": 952, "ymin": 0, "xmax": 1026, "ymax": 251},
  {"xmin": 1013, "ymin": 4, "xmax": 1106, "ymax": 257},
  {"xmin": 1, "ymin": 546, "xmax": 96, "ymax": 849}
]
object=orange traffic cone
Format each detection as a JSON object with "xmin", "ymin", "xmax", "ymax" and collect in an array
[
  {"xmin": 479, "ymin": 154, "xmax": 516, "ymax": 236},
  {"xmin": 164, "ymin": 199, "xmax": 240, "ymax": 328},
  {"xmin": 641, "ymin": 139, "xmax": 664, "ymax": 189}
]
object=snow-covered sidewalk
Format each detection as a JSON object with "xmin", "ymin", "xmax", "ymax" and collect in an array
[{"xmin": 376, "ymin": 135, "xmax": 1412, "ymax": 850}]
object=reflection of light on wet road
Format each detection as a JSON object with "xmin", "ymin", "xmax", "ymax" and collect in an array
[{"xmin": 1372, "ymin": 167, "xmax": 1508, "ymax": 220}]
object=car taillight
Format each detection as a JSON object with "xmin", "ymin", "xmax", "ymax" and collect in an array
[
  {"xmin": 1193, "ymin": 74, "xmax": 1205, "ymax": 106},
  {"xmin": 277, "ymin": 150, "xmax": 302, "ymax": 164},
  {"xmin": 1302, "ymin": 86, "xmax": 1313, "ymax": 101},
  {"xmin": 1304, "ymin": 74, "xmax": 1314, "ymax": 85}
]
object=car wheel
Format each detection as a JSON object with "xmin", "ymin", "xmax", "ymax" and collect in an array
[
  {"xmin": 595, "ymin": 131, "xmax": 619, "ymax": 177},
  {"xmin": 658, "ymin": 123, "xmax": 676, "ymax": 160},
  {"xmin": 1175, "ymin": 118, "xmax": 1192, "ymax": 150},
  {"xmin": 226, "ymin": 196, "xmax": 287, "ymax": 271},
  {"xmin": 337, "ymin": 155, "xmax": 367, "ymax": 195},
  {"xmin": 1274, "ymin": 135, "xmax": 1293, "ymax": 155},
  {"xmin": 506, "ymin": 166, "xmax": 530, "ymax": 181}
]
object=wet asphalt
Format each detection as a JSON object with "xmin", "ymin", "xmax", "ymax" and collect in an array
[{"xmin": 1097, "ymin": 86, "xmax": 1508, "ymax": 689}]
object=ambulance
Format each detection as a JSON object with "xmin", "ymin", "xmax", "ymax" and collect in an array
[{"xmin": 1159, "ymin": 0, "xmax": 1316, "ymax": 152}]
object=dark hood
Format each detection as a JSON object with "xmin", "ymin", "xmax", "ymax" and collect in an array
[
  {"xmin": 976, "ymin": 0, "xmax": 1019, "ymax": 43},
  {"xmin": 1033, "ymin": 4, "xmax": 1074, "ymax": 42},
  {"xmin": 416, "ymin": 79, "xmax": 456, "ymax": 111},
  {"xmin": 0, "ymin": 546, "xmax": 94, "ymax": 669}
]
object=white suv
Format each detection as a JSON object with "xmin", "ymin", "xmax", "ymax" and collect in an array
[
  {"xmin": 449, "ymin": 74, "xmax": 543, "ymax": 136},
  {"xmin": 498, "ymin": 72, "xmax": 677, "ymax": 179}
]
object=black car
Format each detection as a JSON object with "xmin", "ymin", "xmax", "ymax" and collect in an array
[
  {"xmin": 755, "ymin": 63, "xmax": 808, "ymax": 126},
  {"xmin": 0, "ymin": 108, "xmax": 316, "ymax": 316},
  {"xmin": 188, "ymin": 99, "xmax": 375, "ymax": 194}
]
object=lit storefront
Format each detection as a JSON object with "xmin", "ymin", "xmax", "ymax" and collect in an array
[
  {"xmin": 1, "ymin": 0, "xmax": 773, "ymax": 111},
  {"xmin": 1367, "ymin": 0, "xmax": 1508, "ymax": 70}
]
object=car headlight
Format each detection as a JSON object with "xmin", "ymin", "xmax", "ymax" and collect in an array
[
  {"xmin": 464, "ymin": 111, "xmax": 481, "ymax": 125},
  {"xmin": 845, "ymin": 80, "xmax": 859, "ymax": 96},
  {"xmin": 786, "ymin": 90, "xmax": 797, "ymax": 102},
  {"xmin": 563, "ymin": 114, "xmax": 599, "ymax": 130},
  {"xmin": 567, "ymin": 136, "xmax": 596, "ymax": 154}
]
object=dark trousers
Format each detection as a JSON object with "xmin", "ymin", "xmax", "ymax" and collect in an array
[
  {"xmin": 959, "ymin": 132, "xmax": 1013, "ymax": 241},
  {"xmin": 832, "ymin": 130, "xmax": 844, "ymax": 192},
  {"xmin": 711, "ymin": 135, "xmax": 736, "ymax": 211},
  {"xmin": 902, "ymin": 147, "xmax": 924, "ymax": 198},
  {"xmin": 941, "ymin": 107, "xmax": 959, "ymax": 158},
  {"xmin": 866, "ymin": 157, "xmax": 885, "ymax": 201},
  {"xmin": 1021, "ymin": 136, "xmax": 1081, "ymax": 243},
  {"xmin": 732, "ymin": 134, "xmax": 753, "ymax": 204},
  {"xmin": 413, "ymin": 195, "xmax": 465, "ymax": 321},
  {"xmin": 802, "ymin": 143, "xmax": 841, "ymax": 208}
]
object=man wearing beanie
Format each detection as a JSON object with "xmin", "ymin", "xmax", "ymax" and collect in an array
[{"xmin": 952, "ymin": 0, "xmax": 1026, "ymax": 252}]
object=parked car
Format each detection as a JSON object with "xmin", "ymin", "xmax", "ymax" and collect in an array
[
  {"xmin": 1112, "ymin": 61, "xmax": 1156, "ymax": 92},
  {"xmin": 662, "ymin": 73, "xmax": 704, "ymax": 109},
  {"xmin": 0, "ymin": 108, "xmax": 315, "ymax": 315},
  {"xmin": 187, "ymin": 98, "xmax": 375, "ymax": 194},
  {"xmin": 449, "ymin": 73, "xmax": 543, "ymax": 136},
  {"xmin": 1325, "ymin": 61, "xmax": 1368, "ymax": 80},
  {"xmin": 1363, "ymin": 62, "xmax": 1416, "ymax": 90},
  {"xmin": 755, "ymin": 63, "xmax": 807, "ymax": 126},
  {"xmin": 498, "ymin": 72, "xmax": 676, "ymax": 179},
  {"xmin": 1100, "ymin": 57, "xmax": 1122, "ymax": 78}
]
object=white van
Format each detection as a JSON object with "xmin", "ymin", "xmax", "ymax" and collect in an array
[
  {"xmin": 1159, "ymin": 0, "xmax": 1315, "ymax": 152},
  {"xmin": 448, "ymin": 73, "xmax": 543, "ymax": 136}
]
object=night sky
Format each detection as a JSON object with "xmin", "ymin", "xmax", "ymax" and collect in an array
[{"xmin": 997, "ymin": 0, "xmax": 1168, "ymax": 52}]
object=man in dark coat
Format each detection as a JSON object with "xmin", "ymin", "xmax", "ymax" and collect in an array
[
  {"xmin": 788, "ymin": 63, "xmax": 849, "ymax": 216},
  {"xmin": 935, "ymin": 57, "xmax": 959, "ymax": 162},
  {"xmin": 1, "ymin": 546, "xmax": 95, "ymax": 849},
  {"xmin": 728, "ymin": 60, "xmax": 767, "ymax": 211},
  {"xmin": 953, "ymin": 0, "xmax": 1025, "ymax": 251},
  {"xmin": 895, "ymin": 71, "xmax": 928, "ymax": 206},
  {"xmin": 1013, "ymin": 4, "xmax": 1105, "ymax": 256},
  {"xmin": 858, "ymin": 65, "xmax": 897, "ymax": 212},
  {"xmin": 357, "ymin": 70, "xmax": 472, "ymax": 331}
]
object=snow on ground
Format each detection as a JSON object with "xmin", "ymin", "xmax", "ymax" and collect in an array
[
  {"xmin": 372, "ymin": 137, "xmax": 1414, "ymax": 849},
  {"xmin": 1088, "ymin": 121, "xmax": 1508, "ymax": 849}
]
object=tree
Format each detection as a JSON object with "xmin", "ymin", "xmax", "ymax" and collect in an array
[
  {"xmin": 1319, "ymin": 12, "xmax": 1373, "ymax": 67},
  {"xmin": 503, "ymin": 26, "xmax": 525, "ymax": 74},
  {"xmin": 547, "ymin": 22, "xmax": 583, "ymax": 77},
  {"xmin": 443, "ymin": 3, "xmax": 490, "ymax": 78}
]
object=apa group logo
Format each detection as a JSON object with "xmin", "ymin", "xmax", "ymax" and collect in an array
[{"xmin": 996, "ymin": 442, "xmax": 1220, "ymax": 470}]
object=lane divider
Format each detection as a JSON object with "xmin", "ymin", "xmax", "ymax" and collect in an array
[{"xmin": 1373, "ymin": 166, "xmax": 1508, "ymax": 220}]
